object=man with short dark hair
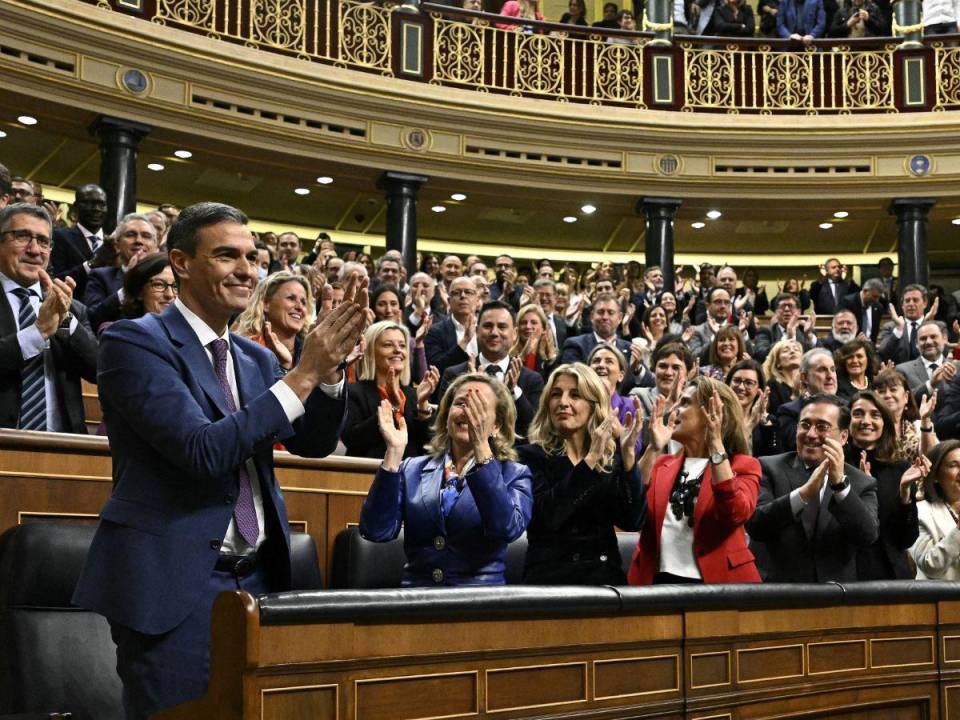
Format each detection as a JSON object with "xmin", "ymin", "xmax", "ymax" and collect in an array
[
  {"xmin": 489, "ymin": 253, "xmax": 522, "ymax": 310},
  {"xmin": 0, "ymin": 203, "xmax": 97, "ymax": 433},
  {"xmin": 752, "ymin": 292, "xmax": 815, "ymax": 362},
  {"xmin": 896, "ymin": 320, "xmax": 956, "ymax": 401},
  {"xmin": 592, "ymin": 1, "xmax": 620, "ymax": 27},
  {"xmin": 747, "ymin": 394, "xmax": 878, "ymax": 582},
  {"xmin": 73, "ymin": 201, "xmax": 367, "ymax": 719},
  {"xmin": 688, "ymin": 287, "xmax": 746, "ymax": 359},
  {"xmin": 560, "ymin": 292, "xmax": 631, "ymax": 365},
  {"xmin": 436, "ymin": 301, "xmax": 543, "ymax": 438},
  {"xmin": 809, "ymin": 257, "xmax": 859, "ymax": 315},
  {"xmin": 50, "ymin": 184, "xmax": 108, "ymax": 298},
  {"xmin": 877, "ymin": 283, "xmax": 929, "ymax": 363},
  {"xmin": 275, "ymin": 232, "xmax": 301, "ymax": 270},
  {"xmin": 9, "ymin": 176, "xmax": 36, "ymax": 205},
  {"xmin": 375, "ymin": 255, "xmax": 402, "ymax": 290}
]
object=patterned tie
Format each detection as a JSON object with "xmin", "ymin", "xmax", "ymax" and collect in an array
[
  {"xmin": 13, "ymin": 288, "xmax": 46, "ymax": 431},
  {"xmin": 209, "ymin": 339, "xmax": 259, "ymax": 546}
]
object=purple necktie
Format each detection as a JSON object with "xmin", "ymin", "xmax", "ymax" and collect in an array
[{"xmin": 209, "ymin": 339, "xmax": 259, "ymax": 547}]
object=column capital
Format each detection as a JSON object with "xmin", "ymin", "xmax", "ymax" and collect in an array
[
  {"xmin": 377, "ymin": 171, "xmax": 429, "ymax": 196},
  {"xmin": 89, "ymin": 115, "xmax": 152, "ymax": 145},
  {"xmin": 889, "ymin": 198, "xmax": 936, "ymax": 220},
  {"xmin": 637, "ymin": 196, "xmax": 683, "ymax": 219}
]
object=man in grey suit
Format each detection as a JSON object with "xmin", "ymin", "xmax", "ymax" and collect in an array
[
  {"xmin": 747, "ymin": 394, "xmax": 878, "ymax": 582},
  {"xmin": 895, "ymin": 320, "xmax": 956, "ymax": 402}
]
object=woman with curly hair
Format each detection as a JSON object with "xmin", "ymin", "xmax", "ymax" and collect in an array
[{"xmin": 518, "ymin": 363, "xmax": 645, "ymax": 584}]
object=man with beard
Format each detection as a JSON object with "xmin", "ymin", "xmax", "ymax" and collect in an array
[
  {"xmin": 817, "ymin": 309, "xmax": 858, "ymax": 353},
  {"xmin": 809, "ymin": 257, "xmax": 859, "ymax": 316},
  {"xmin": 896, "ymin": 320, "xmax": 957, "ymax": 401},
  {"xmin": 51, "ymin": 184, "xmax": 108, "ymax": 298},
  {"xmin": 747, "ymin": 394, "xmax": 878, "ymax": 582}
]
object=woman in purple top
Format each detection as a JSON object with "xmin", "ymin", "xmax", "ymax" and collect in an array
[{"xmin": 588, "ymin": 344, "xmax": 644, "ymax": 457}]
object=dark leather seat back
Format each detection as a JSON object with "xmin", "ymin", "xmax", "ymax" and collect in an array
[
  {"xmin": 0, "ymin": 523, "xmax": 123, "ymax": 720},
  {"xmin": 289, "ymin": 532, "xmax": 323, "ymax": 591},
  {"xmin": 618, "ymin": 532, "xmax": 637, "ymax": 576}
]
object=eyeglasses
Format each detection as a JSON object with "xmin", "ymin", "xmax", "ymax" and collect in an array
[
  {"xmin": 147, "ymin": 279, "xmax": 178, "ymax": 293},
  {"xmin": 449, "ymin": 289, "xmax": 477, "ymax": 298},
  {"xmin": 1, "ymin": 229, "xmax": 53, "ymax": 250},
  {"xmin": 730, "ymin": 377, "xmax": 758, "ymax": 388},
  {"xmin": 798, "ymin": 420, "xmax": 838, "ymax": 435}
]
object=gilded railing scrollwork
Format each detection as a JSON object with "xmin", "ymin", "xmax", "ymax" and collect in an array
[
  {"xmin": 934, "ymin": 44, "xmax": 960, "ymax": 109},
  {"xmin": 338, "ymin": 1, "xmax": 392, "ymax": 72},
  {"xmin": 514, "ymin": 33, "xmax": 563, "ymax": 96},
  {"xmin": 250, "ymin": 0, "xmax": 306, "ymax": 52},
  {"xmin": 593, "ymin": 42, "xmax": 644, "ymax": 105},
  {"xmin": 432, "ymin": 18, "xmax": 484, "ymax": 85},
  {"xmin": 155, "ymin": 0, "xmax": 216, "ymax": 30}
]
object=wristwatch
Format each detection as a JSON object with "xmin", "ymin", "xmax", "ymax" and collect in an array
[
  {"xmin": 831, "ymin": 475, "xmax": 850, "ymax": 493},
  {"xmin": 709, "ymin": 451, "xmax": 728, "ymax": 465}
]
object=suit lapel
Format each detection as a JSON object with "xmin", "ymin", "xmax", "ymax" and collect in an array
[
  {"xmin": 0, "ymin": 289, "xmax": 15, "ymax": 336},
  {"xmin": 159, "ymin": 305, "xmax": 231, "ymax": 418},
  {"xmin": 420, "ymin": 456, "xmax": 446, "ymax": 532}
]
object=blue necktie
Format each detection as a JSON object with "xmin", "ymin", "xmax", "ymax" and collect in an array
[
  {"xmin": 440, "ymin": 460, "xmax": 461, "ymax": 518},
  {"xmin": 209, "ymin": 338, "xmax": 259, "ymax": 546},
  {"xmin": 13, "ymin": 288, "xmax": 46, "ymax": 431}
]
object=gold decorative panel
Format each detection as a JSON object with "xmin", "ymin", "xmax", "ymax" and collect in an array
[
  {"xmin": 339, "ymin": 1, "xmax": 393, "ymax": 73},
  {"xmin": 486, "ymin": 663, "xmax": 587, "ymax": 712},
  {"xmin": 934, "ymin": 44, "xmax": 960, "ymax": 110},
  {"xmin": 355, "ymin": 672, "xmax": 478, "ymax": 720},
  {"xmin": 594, "ymin": 655, "xmax": 679, "ymax": 699},
  {"xmin": 249, "ymin": 0, "xmax": 306, "ymax": 53}
]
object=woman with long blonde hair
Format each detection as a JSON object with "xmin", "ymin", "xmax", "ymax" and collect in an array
[
  {"xmin": 762, "ymin": 338, "xmax": 803, "ymax": 413},
  {"xmin": 518, "ymin": 363, "xmax": 644, "ymax": 584},
  {"xmin": 511, "ymin": 304, "xmax": 558, "ymax": 380},
  {"xmin": 232, "ymin": 271, "xmax": 313, "ymax": 370}
]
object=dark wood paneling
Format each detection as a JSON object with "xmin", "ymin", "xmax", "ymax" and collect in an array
[{"xmin": 356, "ymin": 672, "xmax": 477, "ymax": 720}]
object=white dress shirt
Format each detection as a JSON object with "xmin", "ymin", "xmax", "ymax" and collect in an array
[{"xmin": 451, "ymin": 314, "xmax": 479, "ymax": 357}]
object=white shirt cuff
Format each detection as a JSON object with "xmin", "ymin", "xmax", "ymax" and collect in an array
[
  {"xmin": 82, "ymin": 261, "xmax": 91, "ymax": 274},
  {"xmin": 893, "ymin": 327, "xmax": 904, "ymax": 339},
  {"xmin": 270, "ymin": 380, "xmax": 306, "ymax": 422},
  {"xmin": 18, "ymin": 325, "xmax": 46, "ymax": 360},
  {"xmin": 118, "ymin": 288, "xmax": 126, "ymax": 304},
  {"xmin": 318, "ymin": 373, "xmax": 346, "ymax": 399},
  {"xmin": 512, "ymin": 385, "xmax": 522, "ymax": 400},
  {"xmin": 831, "ymin": 485, "xmax": 851, "ymax": 502},
  {"xmin": 67, "ymin": 316, "xmax": 78, "ymax": 335},
  {"xmin": 789, "ymin": 488, "xmax": 806, "ymax": 516},
  {"xmin": 409, "ymin": 311, "xmax": 423, "ymax": 326}
]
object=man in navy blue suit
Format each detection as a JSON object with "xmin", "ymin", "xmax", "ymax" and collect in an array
[
  {"xmin": 73, "ymin": 202, "xmax": 368, "ymax": 719},
  {"xmin": 50, "ymin": 184, "xmax": 108, "ymax": 299}
]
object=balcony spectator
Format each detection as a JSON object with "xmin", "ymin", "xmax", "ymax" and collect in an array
[
  {"xmin": 829, "ymin": 0, "xmax": 884, "ymax": 37},
  {"xmin": 777, "ymin": 0, "xmax": 826, "ymax": 42},
  {"xmin": 910, "ymin": 440, "xmax": 960, "ymax": 580},
  {"xmin": 872, "ymin": 369, "xmax": 939, "ymax": 462},
  {"xmin": 838, "ymin": 278, "xmax": 886, "ymax": 344},
  {"xmin": 608, "ymin": 9, "xmax": 640, "ymax": 40},
  {"xmin": 233, "ymin": 271, "xmax": 314, "ymax": 372},
  {"xmin": 809, "ymin": 258, "xmax": 858, "ymax": 315},
  {"xmin": 758, "ymin": 0, "xmax": 781, "ymax": 35},
  {"xmin": 593, "ymin": 1, "xmax": 621, "ymax": 27},
  {"xmin": 497, "ymin": 0, "xmax": 544, "ymax": 29},
  {"xmin": 818, "ymin": 309, "xmax": 858, "ymax": 353},
  {"xmin": 714, "ymin": 0, "xmax": 757, "ymax": 35},
  {"xmin": 922, "ymin": 0, "xmax": 959, "ymax": 34},
  {"xmin": 747, "ymin": 394, "xmax": 878, "ymax": 582},
  {"xmin": 560, "ymin": 0, "xmax": 589, "ymax": 24},
  {"xmin": 762, "ymin": 339, "xmax": 803, "ymax": 413}
]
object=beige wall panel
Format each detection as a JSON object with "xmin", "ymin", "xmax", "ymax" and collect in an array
[
  {"xmin": 150, "ymin": 75, "xmax": 188, "ymax": 105},
  {"xmin": 79, "ymin": 56, "xmax": 122, "ymax": 89}
]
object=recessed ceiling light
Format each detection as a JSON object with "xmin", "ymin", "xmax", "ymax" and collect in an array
[
  {"xmin": 174, "ymin": 150, "xmax": 193, "ymax": 159},
  {"xmin": 691, "ymin": 221, "xmax": 705, "ymax": 229},
  {"xmin": 146, "ymin": 163, "xmax": 165, "ymax": 171},
  {"xmin": 316, "ymin": 176, "xmax": 334, "ymax": 185},
  {"xmin": 952, "ymin": 218, "xmax": 960, "ymax": 226},
  {"xmin": 450, "ymin": 193, "xmax": 467, "ymax": 201},
  {"xmin": 563, "ymin": 216, "xmax": 577, "ymax": 223},
  {"xmin": 581, "ymin": 204, "xmax": 597, "ymax": 215},
  {"xmin": 431, "ymin": 205, "xmax": 447, "ymax": 213},
  {"xmin": 706, "ymin": 210, "xmax": 722, "ymax": 220},
  {"xmin": 833, "ymin": 211, "xmax": 849, "ymax": 219},
  {"xmin": 294, "ymin": 187, "xmax": 310, "ymax": 196},
  {"xmin": 819, "ymin": 222, "xmax": 833, "ymax": 230},
  {"xmin": 0, "ymin": 130, "xmax": 6, "ymax": 139},
  {"xmin": 17, "ymin": 115, "xmax": 37, "ymax": 126}
]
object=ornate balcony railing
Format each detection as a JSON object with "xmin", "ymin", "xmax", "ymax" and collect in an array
[{"xmin": 81, "ymin": 0, "xmax": 960, "ymax": 114}]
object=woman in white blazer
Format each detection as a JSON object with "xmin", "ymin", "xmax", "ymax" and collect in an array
[{"xmin": 911, "ymin": 440, "xmax": 960, "ymax": 580}]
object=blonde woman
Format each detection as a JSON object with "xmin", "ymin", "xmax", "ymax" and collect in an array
[
  {"xmin": 232, "ymin": 271, "xmax": 313, "ymax": 370},
  {"xmin": 511, "ymin": 304, "xmax": 558, "ymax": 380},
  {"xmin": 360, "ymin": 373, "xmax": 533, "ymax": 586},
  {"xmin": 762, "ymin": 338, "xmax": 803, "ymax": 413},
  {"xmin": 518, "ymin": 363, "xmax": 644, "ymax": 584},
  {"xmin": 342, "ymin": 321, "xmax": 439, "ymax": 460}
]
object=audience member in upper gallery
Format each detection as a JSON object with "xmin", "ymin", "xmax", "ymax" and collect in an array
[
  {"xmin": 835, "ymin": 338, "xmax": 881, "ymax": 401},
  {"xmin": 922, "ymin": 0, "xmax": 959, "ymax": 34},
  {"xmin": 496, "ymin": 0, "xmax": 544, "ymax": 28},
  {"xmin": 747, "ymin": 394, "xmax": 878, "ymax": 582},
  {"xmin": 910, "ymin": 440, "xmax": 960, "ymax": 579},
  {"xmin": 436, "ymin": 301, "xmax": 544, "ymax": 440},
  {"xmin": 839, "ymin": 277, "xmax": 887, "ymax": 344},
  {"xmin": 762, "ymin": 338, "xmax": 802, "ymax": 413},
  {"xmin": 714, "ymin": 0, "xmax": 757, "ymax": 37},
  {"xmin": 519, "ymin": 362, "xmax": 644, "ymax": 584},
  {"xmin": 777, "ymin": 0, "xmax": 826, "ymax": 43},
  {"xmin": 84, "ymin": 213, "xmax": 160, "ymax": 330},
  {"xmin": 727, "ymin": 358, "xmax": 779, "ymax": 456},
  {"xmin": 896, "ymin": 320, "xmax": 955, "ymax": 402},
  {"xmin": 233, "ymin": 270, "xmax": 314, "ymax": 371},
  {"xmin": 699, "ymin": 326, "xmax": 747, "ymax": 382},
  {"xmin": 844, "ymin": 390, "xmax": 921, "ymax": 580},
  {"xmin": 0, "ymin": 203, "xmax": 97, "ymax": 433},
  {"xmin": 588, "ymin": 345, "xmax": 643, "ymax": 456},
  {"xmin": 757, "ymin": 0, "xmax": 781, "ymax": 35},
  {"xmin": 425, "ymin": 275, "xmax": 479, "ymax": 373},
  {"xmin": 872, "ymin": 369, "xmax": 939, "ymax": 462},
  {"xmin": 342, "ymin": 320, "xmax": 439, "ymax": 460},
  {"xmin": 810, "ymin": 258, "xmax": 858, "ymax": 316},
  {"xmin": 49, "ymin": 183, "xmax": 107, "ymax": 298},
  {"xmin": 630, "ymin": 378, "xmax": 762, "ymax": 584},
  {"xmin": 558, "ymin": 0, "xmax": 589, "ymax": 24},
  {"xmin": 513, "ymin": 303, "xmax": 559, "ymax": 380},
  {"xmin": 776, "ymin": 347, "xmax": 839, "ymax": 451},
  {"xmin": 877, "ymin": 284, "xmax": 933, "ymax": 363},
  {"xmin": 274, "ymin": 231, "xmax": 301, "ymax": 271},
  {"xmin": 752, "ymin": 292, "xmax": 815, "ymax": 362},
  {"xmin": 817, "ymin": 308, "xmax": 858, "ymax": 353},
  {"xmin": 606, "ymin": 9, "xmax": 640, "ymax": 41},
  {"xmin": 592, "ymin": 2, "xmax": 621, "ymax": 28},
  {"xmin": 828, "ymin": 0, "xmax": 885, "ymax": 36},
  {"xmin": 361, "ymin": 372, "xmax": 533, "ymax": 586}
]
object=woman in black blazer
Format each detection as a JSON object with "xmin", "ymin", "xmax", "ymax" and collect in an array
[
  {"xmin": 342, "ymin": 321, "xmax": 439, "ymax": 459},
  {"xmin": 845, "ymin": 390, "xmax": 921, "ymax": 580},
  {"xmin": 517, "ymin": 362, "xmax": 645, "ymax": 585}
]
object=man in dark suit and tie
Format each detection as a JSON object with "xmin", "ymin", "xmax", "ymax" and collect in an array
[
  {"xmin": 0, "ymin": 203, "xmax": 98, "ymax": 433},
  {"xmin": 83, "ymin": 213, "xmax": 159, "ymax": 329},
  {"xmin": 751, "ymin": 292, "xmax": 816, "ymax": 362},
  {"xmin": 877, "ymin": 284, "xmax": 930, "ymax": 364},
  {"xmin": 838, "ymin": 278, "xmax": 885, "ymax": 344},
  {"xmin": 424, "ymin": 275, "xmax": 479, "ymax": 374},
  {"xmin": 73, "ymin": 202, "xmax": 368, "ymax": 719},
  {"xmin": 747, "ymin": 394, "xmax": 878, "ymax": 582},
  {"xmin": 488, "ymin": 254, "xmax": 523, "ymax": 310},
  {"xmin": 50, "ymin": 184, "xmax": 108, "ymax": 299},
  {"xmin": 437, "ymin": 301, "xmax": 544, "ymax": 439},
  {"xmin": 896, "ymin": 320, "xmax": 957, "ymax": 401},
  {"xmin": 809, "ymin": 257, "xmax": 859, "ymax": 315}
]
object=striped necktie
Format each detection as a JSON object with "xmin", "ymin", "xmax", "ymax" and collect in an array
[{"xmin": 13, "ymin": 288, "xmax": 47, "ymax": 431}]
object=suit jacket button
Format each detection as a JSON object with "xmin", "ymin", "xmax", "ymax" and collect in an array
[
  {"xmin": 432, "ymin": 568, "xmax": 444, "ymax": 584},
  {"xmin": 210, "ymin": 539, "xmax": 221, "ymax": 550},
  {"xmin": 600, "ymin": 555, "xmax": 608, "ymax": 562},
  {"xmin": 572, "ymin": 553, "xmax": 580, "ymax": 562},
  {"xmin": 433, "ymin": 536, "xmax": 446, "ymax": 551}
]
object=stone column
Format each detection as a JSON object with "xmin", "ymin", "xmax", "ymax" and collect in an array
[
  {"xmin": 89, "ymin": 116, "xmax": 152, "ymax": 234},
  {"xmin": 638, "ymin": 197, "xmax": 682, "ymax": 294},
  {"xmin": 889, "ymin": 198, "xmax": 935, "ymax": 288},
  {"xmin": 892, "ymin": 0, "xmax": 924, "ymax": 48},
  {"xmin": 644, "ymin": 0, "xmax": 674, "ymax": 44},
  {"xmin": 377, "ymin": 171, "xmax": 428, "ymax": 278}
]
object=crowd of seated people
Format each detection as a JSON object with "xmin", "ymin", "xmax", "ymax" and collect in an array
[{"xmin": 3, "ymin": 161, "xmax": 960, "ymax": 589}]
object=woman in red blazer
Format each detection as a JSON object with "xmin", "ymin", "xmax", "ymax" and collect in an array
[{"xmin": 628, "ymin": 376, "xmax": 761, "ymax": 585}]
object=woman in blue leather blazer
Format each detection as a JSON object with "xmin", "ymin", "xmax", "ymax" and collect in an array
[{"xmin": 359, "ymin": 372, "xmax": 533, "ymax": 586}]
